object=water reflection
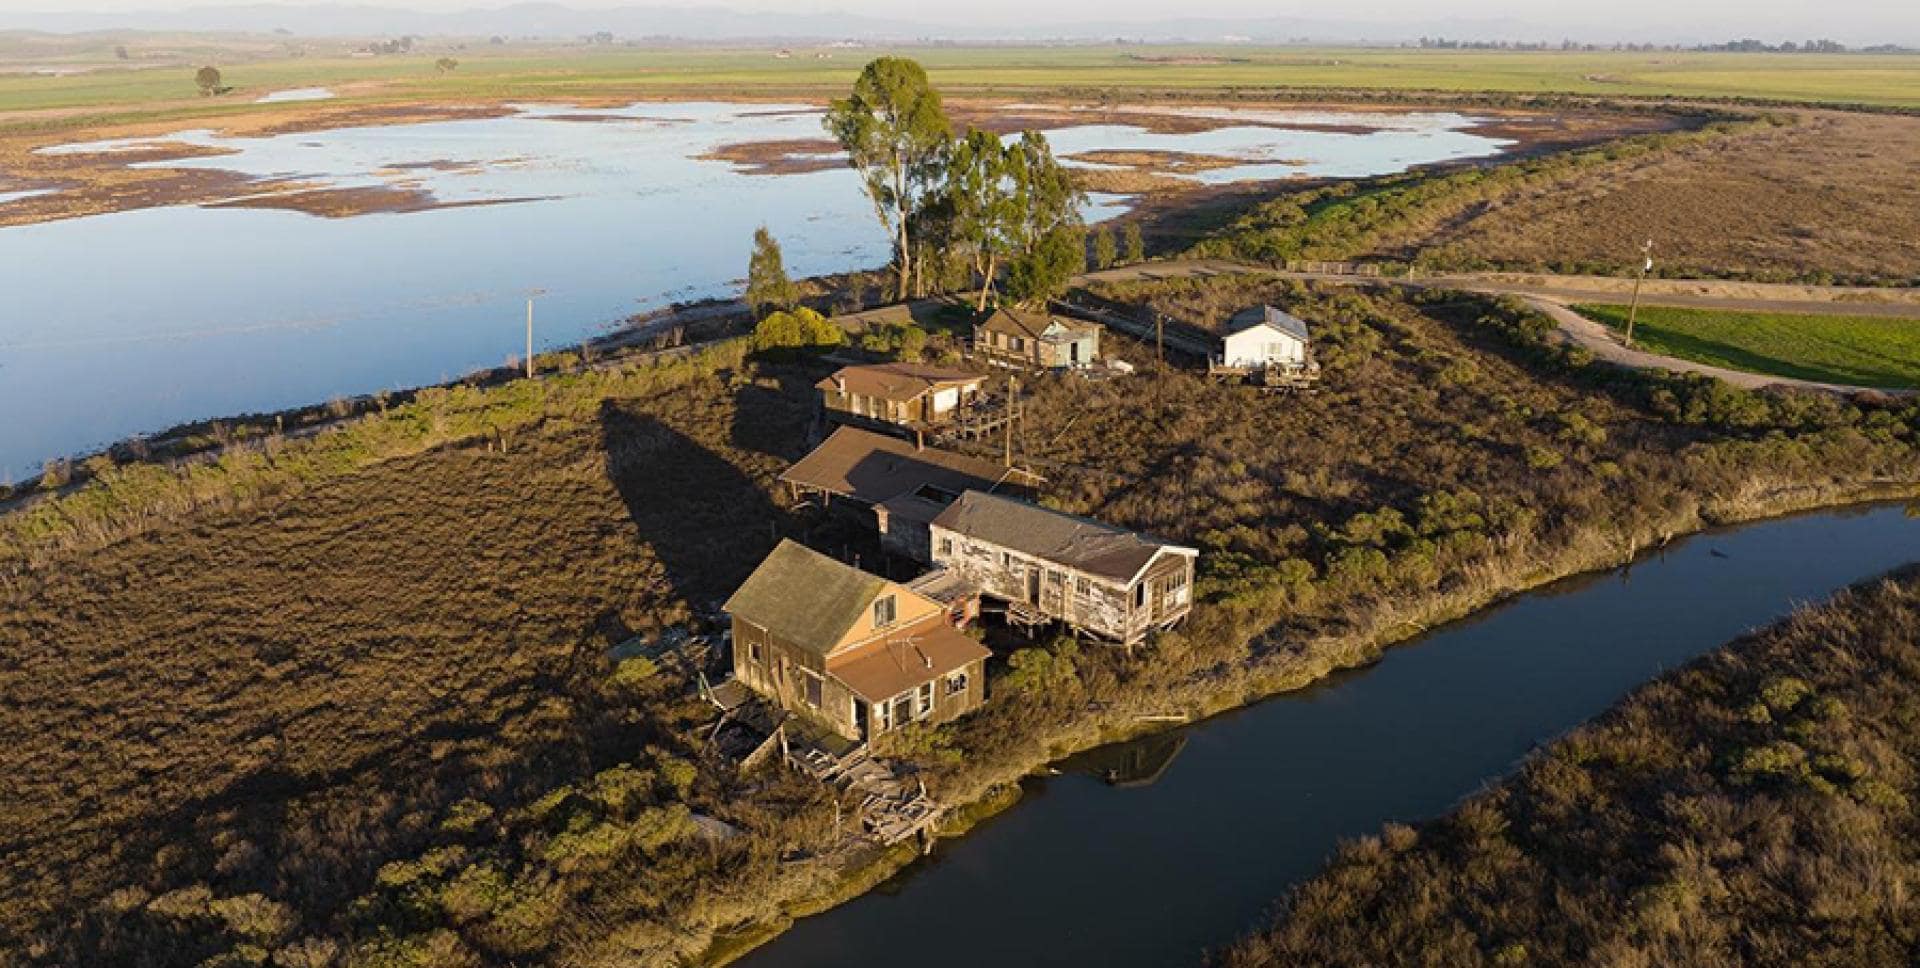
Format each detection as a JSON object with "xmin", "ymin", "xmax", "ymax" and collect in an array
[{"xmin": 0, "ymin": 102, "xmax": 1506, "ymax": 475}]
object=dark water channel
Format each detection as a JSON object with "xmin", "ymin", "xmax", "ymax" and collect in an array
[{"xmin": 738, "ymin": 502, "xmax": 1919, "ymax": 968}]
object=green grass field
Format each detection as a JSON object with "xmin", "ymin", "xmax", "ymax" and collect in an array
[
  {"xmin": 2, "ymin": 45, "xmax": 1918, "ymax": 116},
  {"xmin": 1575, "ymin": 303, "xmax": 1920, "ymax": 389}
]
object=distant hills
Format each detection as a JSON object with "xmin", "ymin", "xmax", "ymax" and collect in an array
[
  {"xmin": 0, "ymin": 4, "xmax": 1515, "ymax": 43},
  {"xmin": 3, "ymin": 2, "xmax": 1915, "ymax": 47}
]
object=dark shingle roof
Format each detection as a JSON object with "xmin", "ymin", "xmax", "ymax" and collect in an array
[
  {"xmin": 1227, "ymin": 305, "xmax": 1311, "ymax": 343},
  {"xmin": 930, "ymin": 491, "xmax": 1195, "ymax": 584},
  {"xmin": 722, "ymin": 540, "xmax": 886, "ymax": 658}
]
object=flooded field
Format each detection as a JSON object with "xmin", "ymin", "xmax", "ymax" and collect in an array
[{"xmin": 0, "ymin": 101, "xmax": 1511, "ymax": 477}]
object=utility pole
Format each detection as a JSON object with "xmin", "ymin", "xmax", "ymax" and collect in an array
[
  {"xmin": 1623, "ymin": 239, "xmax": 1653, "ymax": 348},
  {"xmin": 1003, "ymin": 375, "xmax": 1017, "ymax": 468},
  {"xmin": 524, "ymin": 289, "xmax": 546, "ymax": 379}
]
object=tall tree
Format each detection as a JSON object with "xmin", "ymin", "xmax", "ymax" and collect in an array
[
  {"xmin": 943, "ymin": 128, "xmax": 1020, "ymax": 310},
  {"xmin": 1005, "ymin": 130, "xmax": 1084, "ymax": 259},
  {"xmin": 823, "ymin": 57, "xmax": 951, "ymax": 302},
  {"xmin": 1092, "ymin": 224, "xmax": 1117, "ymax": 270},
  {"xmin": 999, "ymin": 131, "xmax": 1087, "ymax": 306},
  {"xmin": 1122, "ymin": 221, "xmax": 1145, "ymax": 264},
  {"xmin": 1004, "ymin": 226, "xmax": 1086, "ymax": 306},
  {"xmin": 195, "ymin": 66, "xmax": 223, "ymax": 97},
  {"xmin": 745, "ymin": 226, "xmax": 798, "ymax": 314}
]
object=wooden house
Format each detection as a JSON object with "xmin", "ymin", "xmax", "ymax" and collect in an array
[
  {"xmin": 726, "ymin": 540, "xmax": 990, "ymax": 742},
  {"xmin": 929, "ymin": 491, "xmax": 1197, "ymax": 647},
  {"xmin": 816, "ymin": 362, "xmax": 985, "ymax": 434},
  {"xmin": 974, "ymin": 307, "xmax": 1101, "ymax": 369},
  {"xmin": 779, "ymin": 426, "xmax": 1039, "ymax": 562},
  {"xmin": 1210, "ymin": 305, "xmax": 1320, "ymax": 387}
]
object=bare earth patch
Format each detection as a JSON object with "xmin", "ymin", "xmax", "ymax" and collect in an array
[
  {"xmin": 203, "ymin": 185, "xmax": 557, "ymax": 218},
  {"xmin": 696, "ymin": 137, "xmax": 842, "ymax": 175},
  {"xmin": 1065, "ymin": 149, "xmax": 1254, "ymax": 173}
]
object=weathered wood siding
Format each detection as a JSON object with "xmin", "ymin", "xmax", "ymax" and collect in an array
[
  {"xmin": 877, "ymin": 515, "xmax": 933, "ymax": 563},
  {"xmin": 929, "ymin": 527, "xmax": 1190, "ymax": 644},
  {"xmin": 732, "ymin": 617, "xmax": 863, "ymax": 739},
  {"xmin": 863, "ymin": 655, "xmax": 986, "ymax": 738},
  {"xmin": 822, "ymin": 388, "xmax": 922, "ymax": 426}
]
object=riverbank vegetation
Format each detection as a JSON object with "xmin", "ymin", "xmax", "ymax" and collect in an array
[
  {"xmin": 4, "ymin": 271, "xmax": 1917, "ymax": 967},
  {"xmin": 1575, "ymin": 303, "xmax": 1920, "ymax": 390},
  {"xmin": 1216, "ymin": 565, "xmax": 1920, "ymax": 967}
]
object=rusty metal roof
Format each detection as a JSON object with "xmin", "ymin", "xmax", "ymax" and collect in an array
[
  {"xmin": 931, "ymin": 491, "xmax": 1196, "ymax": 584},
  {"xmin": 828, "ymin": 620, "xmax": 990, "ymax": 703}
]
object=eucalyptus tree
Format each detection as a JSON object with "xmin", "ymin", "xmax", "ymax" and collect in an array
[
  {"xmin": 1001, "ymin": 131, "xmax": 1087, "ymax": 306},
  {"xmin": 1005, "ymin": 130, "xmax": 1084, "ymax": 258},
  {"xmin": 823, "ymin": 57, "xmax": 952, "ymax": 302},
  {"xmin": 943, "ymin": 128, "xmax": 1022, "ymax": 310}
]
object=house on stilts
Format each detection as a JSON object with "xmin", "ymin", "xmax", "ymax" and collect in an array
[{"xmin": 928, "ymin": 491, "xmax": 1197, "ymax": 647}]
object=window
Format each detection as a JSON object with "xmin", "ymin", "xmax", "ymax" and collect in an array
[
  {"xmin": 1135, "ymin": 582, "xmax": 1148, "ymax": 608},
  {"xmin": 1075, "ymin": 576, "xmax": 1090, "ymax": 596},
  {"xmin": 1001, "ymin": 551, "xmax": 1014, "ymax": 568},
  {"xmin": 1165, "ymin": 570, "xmax": 1190, "ymax": 605},
  {"xmin": 875, "ymin": 699, "xmax": 892, "ymax": 732},
  {"xmin": 873, "ymin": 595, "xmax": 897, "ymax": 627},
  {"xmin": 938, "ymin": 537, "xmax": 954, "ymax": 557},
  {"xmin": 1011, "ymin": 336, "xmax": 1025, "ymax": 353},
  {"xmin": 748, "ymin": 640, "xmax": 762, "ymax": 665},
  {"xmin": 1048, "ymin": 570, "xmax": 1066, "ymax": 586},
  {"xmin": 915, "ymin": 682, "xmax": 934, "ymax": 717},
  {"xmin": 804, "ymin": 671, "xmax": 823, "ymax": 708},
  {"xmin": 945, "ymin": 669, "xmax": 970, "ymax": 697}
]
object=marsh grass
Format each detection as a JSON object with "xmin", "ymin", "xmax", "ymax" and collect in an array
[{"xmin": 1, "ymin": 281, "xmax": 1916, "ymax": 968}]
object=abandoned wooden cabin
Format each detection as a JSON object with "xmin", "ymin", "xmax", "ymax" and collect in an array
[
  {"xmin": 725, "ymin": 539, "xmax": 991, "ymax": 742},
  {"xmin": 929, "ymin": 491, "xmax": 1198, "ymax": 647},
  {"xmin": 816, "ymin": 362, "xmax": 986, "ymax": 435},
  {"xmin": 974, "ymin": 306, "xmax": 1101, "ymax": 370},
  {"xmin": 780, "ymin": 426, "xmax": 1040, "ymax": 563},
  {"xmin": 1208, "ymin": 305, "xmax": 1320, "ymax": 388}
]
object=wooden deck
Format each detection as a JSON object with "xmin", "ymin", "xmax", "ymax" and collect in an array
[{"xmin": 792, "ymin": 742, "xmax": 944, "ymax": 848}]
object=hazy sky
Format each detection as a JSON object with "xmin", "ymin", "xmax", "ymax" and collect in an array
[{"xmin": 3, "ymin": 0, "xmax": 1914, "ymax": 40}]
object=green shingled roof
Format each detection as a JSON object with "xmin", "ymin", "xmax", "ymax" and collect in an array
[{"xmin": 722, "ymin": 540, "xmax": 889, "ymax": 658}]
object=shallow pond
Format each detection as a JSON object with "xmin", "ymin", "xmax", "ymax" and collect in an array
[
  {"xmin": 0, "ymin": 102, "xmax": 1507, "ymax": 476},
  {"xmin": 736, "ymin": 501, "xmax": 1920, "ymax": 968}
]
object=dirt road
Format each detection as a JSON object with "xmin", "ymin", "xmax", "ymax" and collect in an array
[{"xmin": 1076, "ymin": 260, "xmax": 1920, "ymax": 394}]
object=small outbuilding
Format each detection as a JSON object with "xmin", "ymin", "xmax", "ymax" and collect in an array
[
  {"xmin": 725, "ymin": 540, "xmax": 990, "ymax": 742},
  {"xmin": 1221, "ymin": 305, "xmax": 1311, "ymax": 368},
  {"xmin": 974, "ymin": 307, "xmax": 1101, "ymax": 370},
  {"xmin": 929, "ymin": 491, "xmax": 1197, "ymax": 647},
  {"xmin": 1211, "ymin": 305, "xmax": 1319, "ymax": 388}
]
